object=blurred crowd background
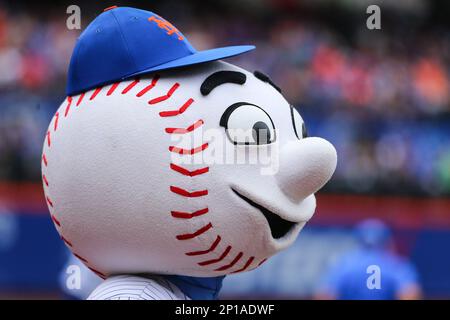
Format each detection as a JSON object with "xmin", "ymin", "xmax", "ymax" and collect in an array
[{"xmin": 0, "ymin": 0, "xmax": 449, "ymax": 299}]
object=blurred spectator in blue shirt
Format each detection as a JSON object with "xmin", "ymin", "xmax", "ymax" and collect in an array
[{"xmin": 315, "ymin": 219, "xmax": 422, "ymax": 300}]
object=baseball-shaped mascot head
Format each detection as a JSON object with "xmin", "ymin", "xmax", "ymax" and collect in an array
[{"xmin": 42, "ymin": 7, "xmax": 337, "ymax": 279}]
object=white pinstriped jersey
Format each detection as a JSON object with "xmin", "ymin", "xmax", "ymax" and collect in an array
[{"xmin": 87, "ymin": 275, "xmax": 189, "ymax": 300}]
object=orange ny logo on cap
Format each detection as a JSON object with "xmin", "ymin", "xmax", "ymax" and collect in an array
[{"xmin": 148, "ymin": 15, "xmax": 184, "ymax": 41}]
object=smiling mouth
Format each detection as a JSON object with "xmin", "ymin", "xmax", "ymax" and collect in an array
[{"xmin": 232, "ymin": 188, "xmax": 297, "ymax": 239}]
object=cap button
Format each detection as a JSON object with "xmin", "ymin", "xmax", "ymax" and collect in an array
[{"xmin": 103, "ymin": 6, "xmax": 118, "ymax": 12}]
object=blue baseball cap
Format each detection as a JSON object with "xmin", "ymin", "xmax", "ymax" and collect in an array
[
  {"xmin": 354, "ymin": 219, "xmax": 392, "ymax": 248},
  {"xmin": 66, "ymin": 6, "xmax": 255, "ymax": 95}
]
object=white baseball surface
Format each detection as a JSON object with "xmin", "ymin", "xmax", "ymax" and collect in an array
[{"xmin": 42, "ymin": 61, "xmax": 337, "ymax": 278}]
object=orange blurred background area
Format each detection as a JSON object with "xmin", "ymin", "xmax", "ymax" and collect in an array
[{"xmin": 0, "ymin": 0, "xmax": 449, "ymax": 299}]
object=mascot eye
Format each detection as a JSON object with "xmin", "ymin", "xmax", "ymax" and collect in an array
[
  {"xmin": 220, "ymin": 102, "xmax": 276, "ymax": 145},
  {"xmin": 290, "ymin": 106, "xmax": 307, "ymax": 139}
]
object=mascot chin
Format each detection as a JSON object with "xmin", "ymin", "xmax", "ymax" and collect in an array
[{"xmin": 42, "ymin": 6, "xmax": 337, "ymax": 300}]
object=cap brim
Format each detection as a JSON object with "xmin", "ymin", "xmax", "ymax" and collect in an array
[{"xmin": 127, "ymin": 45, "xmax": 255, "ymax": 78}]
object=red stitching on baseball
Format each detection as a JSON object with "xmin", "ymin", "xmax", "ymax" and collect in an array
[
  {"xmin": 170, "ymin": 186, "xmax": 208, "ymax": 198},
  {"xmin": 159, "ymin": 98, "xmax": 194, "ymax": 117},
  {"xmin": 88, "ymin": 267, "xmax": 106, "ymax": 279},
  {"xmin": 169, "ymin": 143, "xmax": 208, "ymax": 155},
  {"xmin": 61, "ymin": 236, "xmax": 72, "ymax": 247},
  {"xmin": 198, "ymin": 245, "xmax": 231, "ymax": 266},
  {"xmin": 53, "ymin": 112, "xmax": 59, "ymax": 131},
  {"xmin": 64, "ymin": 96, "xmax": 72, "ymax": 117},
  {"xmin": 258, "ymin": 258, "xmax": 268, "ymax": 266},
  {"xmin": 165, "ymin": 119, "xmax": 204, "ymax": 134},
  {"xmin": 122, "ymin": 79, "xmax": 140, "ymax": 94},
  {"xmin": 46, "ymin": 196, "xmax": 54, "ymax": 207},
  {"xmin": 42, "ymin": 174, "xmax": 49, "ymax": 187},
  {"xmin": 171, "ymin": 207, "xmax": 209, "ymax": 219},
  {"xmin": 76, "ymin": 92, "xmax": 85, "ymax": 106},
  {"xmin": 46, "ymin": 131, "xmax": 51, "ymax": 147},
  {"xmin": 185, "ymin": 235, "xmax": 221, "ymax": 256},
  {"xmin": 136, "ymin": 75, "xmax": 160, "ymax": 97},
  {"xmin": 90, "ymin": 86, "xmax": 103, "ymax": 100},
  {"xmin": 51, "ymin": 214, "xmax": 61, "ymax": 227},
  {"xmin": 215, "ymin": 252, "xmax": 243, "ymax": 271},
  {"xmin": 73, "ymin": 253, "xmax": 89, "ymax": 263},
  {"xmin": 231, "ymin": 256, "xmax": 255, "ymax": 273},
  {"xmin": 42, "ymin": 153, "xmax": 48, "ymax": 166},
  {"xmin": 148, "ymin": 83, "xmax": 179, "ymax": 104},
  {"xmin": 176, "ymin": 223, "xmax": 213, "ymax": 240},
  {"xmin": 170, "ymin": 163, "xmax": 209, "ymax": 177},
  {"xmin": 107, "ymin": 82, "xmax": 120, "ymax": 96}
]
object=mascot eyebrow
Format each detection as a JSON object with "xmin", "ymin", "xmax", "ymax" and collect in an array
[
  {"xmin": 200, "ymin": 71, "xmax": 247, "ymax": 96},
  {"xmin": 199, "ymin": 70, "xmax": 282, "ymax": 96},
  {"xmin": 253, "ymin": 71, "xmax": 281, "ymax": 93}
]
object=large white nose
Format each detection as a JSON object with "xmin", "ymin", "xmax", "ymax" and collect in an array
[{"xmin": 277, "ymin": 137, "xmax": 337, "ymax": 203}]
